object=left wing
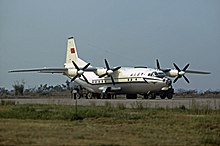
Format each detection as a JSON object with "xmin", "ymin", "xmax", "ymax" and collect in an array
[
  {"xmin": 8, "ymin": 66, "xmax": 98, "ymax": 74},
  {"xmin": 8, "ymin": 67, "xmax": 68, "ymax": 73}
]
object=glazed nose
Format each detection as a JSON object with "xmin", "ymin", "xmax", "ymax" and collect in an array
[{"xmin": 163, "ymin": 78, "xmax": 172, "ymax": 85}]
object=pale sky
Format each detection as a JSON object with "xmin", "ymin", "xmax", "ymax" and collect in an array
[{"xmin": 0, "ymin": 0, "xmax": 219, "ymax": 91}]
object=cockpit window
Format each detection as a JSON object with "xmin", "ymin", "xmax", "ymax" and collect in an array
[{"xmin": 150, "ymin": 71, "xmax": 165, "ymax": 78}]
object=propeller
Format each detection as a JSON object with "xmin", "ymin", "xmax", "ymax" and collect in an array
[
  {"xmin": 156, "ymin": 59, "xmax": 210, "ymax": 84},
  {"xmin": 173, "ymin": 63, "xmax": 190, "ymax": 83},
  {"xmin": 71, "ymin": 61, "xmax": 90, "ymax": 83},
  {"xmin": 99, "ymin": 59, "xmax": 121, "ymax": 85}
]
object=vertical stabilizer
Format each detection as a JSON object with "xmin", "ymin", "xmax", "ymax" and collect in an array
[{"xmin": 65, "ymin": 37, "xmax": 87, "ymax": 67}]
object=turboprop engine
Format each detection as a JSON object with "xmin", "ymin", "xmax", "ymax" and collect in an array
[
  {"xmin": 95, "ymin": 59, "xmax": 121, "ymax": 85},
  {"xmin": 156, "ymin": 59, "xmax": 210, "ymax": 83},
  {"xmin": 67, "ymin": 69, "xmax": 78, "ymax": 76},
  {"xmin": 94, "ymin": 68, "xmax": 107, "ymax": 76},
  {"xmin": 66, "ymin": 61, "xmax": 90, "ymax": 83}
]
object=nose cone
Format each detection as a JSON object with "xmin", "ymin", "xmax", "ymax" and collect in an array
[
  {"xmin": 179, "ymin": 71, "xmax": 185, "ymax": 76},
  {"xmin": 78, "ymin": 70, "xmax": 84, "ymax": 75},
  {"xmin": 164, "ymin": 78, "xmax": 172, "ymax": 86},
  {"xmin": 107, "ymin": 70, "xmax": 114, "ymax": 75}
]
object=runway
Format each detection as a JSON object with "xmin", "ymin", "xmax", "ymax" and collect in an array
[{"xmin": 1, "ymin": 97, "xmax": 220, "ymax": 109}]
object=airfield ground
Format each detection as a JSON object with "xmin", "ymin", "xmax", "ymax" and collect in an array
[
  {"xmin": 0, "ymin": 96, "xmax": 220, "ymax": 145},
  {"xmin": 1, "ymin": 96, "xmax": 220, "ymax": 109}
]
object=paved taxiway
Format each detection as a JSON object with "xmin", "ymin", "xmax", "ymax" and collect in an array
[{"xmin": 1, "ymin": 97, "xmax": 220, "ymax": 109}]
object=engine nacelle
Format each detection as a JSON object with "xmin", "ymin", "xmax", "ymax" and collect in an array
[
  {"xmin": 66, "ymin": 69, "xmax": 78, "ymax": 76},
  {"xmin": 94, "ymin": 68, "xmax": 107, "ymax": 76},
  {"xmin": 165, "ymin": 69, "xmax": 179, "ymax": 77}
]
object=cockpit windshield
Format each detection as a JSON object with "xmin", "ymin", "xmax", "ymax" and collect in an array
[{"xmin": 148, "ymin": 71, "xmax": 166, "ymax": 78}]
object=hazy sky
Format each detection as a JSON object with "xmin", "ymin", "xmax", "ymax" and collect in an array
[{"xmin": 0, "ymin": 0, "xmax": 219, "ymax": 91}]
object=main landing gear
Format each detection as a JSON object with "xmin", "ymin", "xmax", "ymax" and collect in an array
[
  {"xmin": 72, "ymin": 85, "xmax": 174, "ymax": 100},
  {"xmin": 147, "ymin": 88, "xmax": 174, "ymax": 99}
]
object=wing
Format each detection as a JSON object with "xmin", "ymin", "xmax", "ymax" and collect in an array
[
  {"xmin": 185, "ymin": 70, "xmax": 211, "ymax": 74},
  {"xmin": 8, "ymin": 67, "xmax": 97, "ymax": 73},
  {"xmin": 8, "ymin": 67, "xmax": 68, "ymax": 73}
]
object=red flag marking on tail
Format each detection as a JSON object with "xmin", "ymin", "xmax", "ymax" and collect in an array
[{"xmin": 71, "ymin": 48, "xmax": 75, "ymax": 53}]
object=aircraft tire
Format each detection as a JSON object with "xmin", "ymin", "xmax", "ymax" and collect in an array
[
  {"xmin": 86, "ymin": 92, "xmax": 93, "ymax": 99},
  {"xmin": 160, "ymin": 94, "xmax": 166, "ymax": 99},
  {"xmin": 74, "ymin": 93, "xmax": 81, "ymax": 99},
  {"xmin": 143, "ymin": 94, "xmax": 148, "ymax": 99},
  {"xmin": 167, "ymin": 92, "xmax": 173, "ymax": 99},
  {"xmin": 96, "ymin": 93, "xmax": 101, "ymax": 99},
  {"xmin": 106, "ymin": 94, "xmax": 112, "ymax": 99},
  {"xmin": 149, "ymin": 93, "xmax": 156, "ymax": 99}
]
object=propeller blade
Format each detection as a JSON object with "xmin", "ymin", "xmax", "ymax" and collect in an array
[
  {"xmin": 173, "ymin": 77, "xmax": 179, "ymax": 83},
  {"xmin": 72, "ymin": 61, "xmax": 80, "ymax": 70},
  {"xmin": 110, "ymin": 76, "xmax": 115, "ymax": 85},
  {"xmin": 156, "ymin": 59, "xmax": 161, "ymax": 70},
  {"xmin": 99, "ymin": 73, "xmax": 108, "ymax": 78},
  {"xmin": 183, "ymin": 75, "xmax": 190, "ymax": 83},
  {"xmin": 104, "ymin": 59, "xmax": 110, "ymax": 70},
  {"xmin": 71, "ymin": 75, "xmax": 78, "ymax": 82},
  {"xmin": 183, "ymin": 64, "xmax": 190, "ymax": 71},
  {"xmin": 112, "ymin": 66, "xmax": 121, "ymax": 72},
  {"xmin": 82, "ymin": 74, "xmax": 89, "ymax": 83},
  {"xmin": 173, "ymin": 63, "xmax": 181, "ymax": 72},
  {"xmin": 82, "ymin": 63, "xmax": 90, "ymax": 71}
]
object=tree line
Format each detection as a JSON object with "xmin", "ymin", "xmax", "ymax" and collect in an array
[{"xmin": 0, "ymin": 80, "xmax": 220, "ymax": 97}]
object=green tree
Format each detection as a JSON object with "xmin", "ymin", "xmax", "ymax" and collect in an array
[{"xmin": 12, "ymin": 80, "xmax": 25, "ymax": 95}]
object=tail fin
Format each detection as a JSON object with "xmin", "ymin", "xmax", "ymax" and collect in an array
[{"xmin": 64, "ymin": 37, "xmax": 87, "ymax": 67}]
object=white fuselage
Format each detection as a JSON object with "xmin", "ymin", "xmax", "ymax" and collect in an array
[{"xmin": 73, "ymin": 67, "xmax": 171, "ymax": 94}]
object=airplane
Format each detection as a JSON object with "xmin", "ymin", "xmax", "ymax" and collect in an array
[{"xmin": 9, "ymin": 37, "xmax": 210, "ymax": 99}]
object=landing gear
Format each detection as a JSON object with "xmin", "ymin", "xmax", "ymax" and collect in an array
[
  {"xmin": 73, "ymin": 92, "xmax": 81, "ymax": 99},
  {"xmin": 101, "ymin": 93, "xmax": 115, "ymax": 99},
  {"xmin": 167, "ymin": 92, "xmax": 173, "ymax": 99},
  {"xmin": 149, "ymin": 93, "xmax": 156, "ymax": 99},
  {"xmin": 166, "ymin": 88, "xmax": 174, "ymax": 99},
  {"xmin": 86, "ymin": 92, "xmax": 93, "ymax": 99},
  {"xmin": 143, "ymin": 94, "xmax": 148, "ymax": 99},
  {"xmin": 144, "ymin": 88, "xmax": 174, "ymax": 100},
  {"xmin": 160, "ymin": 94, "xmax": 166, "ymax": 99}
]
